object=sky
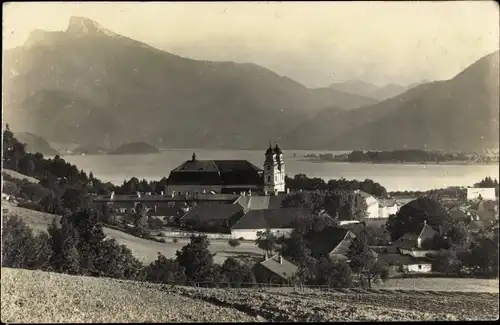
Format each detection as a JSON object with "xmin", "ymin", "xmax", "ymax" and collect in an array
[{"xmin": 3, "ymin": 1, "xmax": 499, "ymax": 87}]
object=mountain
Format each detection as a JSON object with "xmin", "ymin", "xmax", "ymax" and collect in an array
[
  {"xmin": 2, "ymin": 16, "xmax": 377, "ymax": 150},
  {"xmin": 285, "ymin": 50, "xmax": 500, "ymax": 151},
  {"xmin": 14, "ymin": 132, "xmax": 59, "ymax": 156},
  {"xmin": 329, "ymin": 80, "xmax": 425, "ymax": 101}
]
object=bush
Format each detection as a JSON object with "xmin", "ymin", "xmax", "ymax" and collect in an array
[
  {"xmin": 228, "ymin": 238, "xmax": 241, "ymax": 247},
  {"xmin": 17, "ymin": 200, "xmax": 44, "ymax": 212},
  {"xmin": 173, "ymin": 237, "xmax": 178, "ymax": 243},
  {"xmin": 239, "ymin": 237, "xmax": 245, "ymax": 241},
  {"xmin": 94, "ymin": 238, "xmax": 144, "ymax": 280},
  {"xmin": 1, "ymin": 215, "xmax": 51, "ymax": 270},
  {"xmin": 144, "ymin": 253, "xmax": 186, "ymax": 284}
]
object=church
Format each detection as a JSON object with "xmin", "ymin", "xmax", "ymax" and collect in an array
[{"xmin": 166, "ymin": 144, "xmax": 286, "ymax": 196}]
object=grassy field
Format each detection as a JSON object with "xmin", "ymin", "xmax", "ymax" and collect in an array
[
  {"xmin": 374, "ymin": 277, "xmax": 499, "ymax": 293},
  {"xmin": 1, "ymin": 268, "xmax": 262, "ymax": 323},
  {"xmin": 2, "ymin": 169, "xmax": 39, "ymax": 184},
  {"xmin": 2, "ymin": 202, "xmax": 264, "ymax": 264},
  {"xmin": 2, "ymin": 268, "xmax": 498, "ymax": 322}
]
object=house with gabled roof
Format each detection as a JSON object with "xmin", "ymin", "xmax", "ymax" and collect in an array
[
  {"xmin": 378, "ymin": 253, "xmax": 432, "ymax": 275},
  {"xmin": 233, "ymin": 193, "xmax": 288, "ymax": 212},
  {"xmin": 304, "ymin": 226, "xmax": 378, "ymax": 261},
  {"xmin": 252, "ymin": 253, "xmax": 298, "ymax": 284},
  {"xmin": 180, "ymin": 202, "xmax": 245, "ymax": 230},
  {"xmin": 230, "ymin": 207, "xmax": 312, "ymax": 240}
]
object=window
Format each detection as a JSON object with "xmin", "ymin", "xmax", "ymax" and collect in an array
[{"xmin": 267, "ymin": 175, "xmax": 271, "ymax": 182}]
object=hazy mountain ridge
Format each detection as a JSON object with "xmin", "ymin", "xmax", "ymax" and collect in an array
[
  {"xmin": 284, "ymin": 50, "xmax": 499, "ymax": 151},
  {"xmin": 329, "ymin": 79, "xmax": 427, "ymax": 101},
  {"xmin": 14, "ymin": 132, "xmax": 59, "ymax": 156},
  {"xmin": 3, "ymin": 16, "xmax": 376, "ymax": 150}
]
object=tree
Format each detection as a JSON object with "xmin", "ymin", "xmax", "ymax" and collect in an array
[
  {"xmin": 386, "ymin": 197, "xmax": 452, "ymax": 241},
  {"xmin": 221, "ymin": 257, "xmax": 256, "ymax": 288},
  {"xmin": 133, "ymin": 202, "xmax": 148, "ymax": 237},
  {"xmin": 47, "ymin": 217, "xmax": 80, "ymax": 275},
  {"xmin": 347, "ymin": 232, "xmax": 386, "ymax": 288},
  {"xmin": 144, "ymin": 253, "xmax": 185, "ymax": 284},
  {"xmin": 444, "ymin": 221, "xmax": 469, "ymax": 249},
  {"xmin": 61, "ymin": 187, "xmax": 92, "ymax": 213},
  {"xmin": 279, "ymin": 229, "xmax": 312, "ymax": 265},
  {"xmin": 312, "ymin": 257, "xmax": 353, "ymax": 287},
  {"xmin": 431, "ymin": 249, "xmax": 462, "ymax": 275},
  {"xmin": 40, "ymin": 191, "xmax": 62, "ymax": 214},
  {"xmin": 255, "ymin": 229, "xmax": 279, "ymax": 255},
  {"xmin": 1, "ymin": 215, "xmax": 51, "ymax": 270},
  {"xmin": 175, "ymin": 235, "xmax": 214, "ymax": 283},
  {"xmin": 93, "ymin": 238, "xmax": 144, "ymax": 280}
]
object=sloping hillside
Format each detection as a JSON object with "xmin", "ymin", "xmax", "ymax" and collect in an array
[
  {"xmin": 14, "ymin": 132, "xmax": 59, "ymax": 156},
  {"xmin": 286, "ymin": 50, "xmax": 499, "ymax": 151},
  {"xmin": 3, "ymin": 16, "xmax": 376, "ymax": 149},
  {"xmin": 329, "ymin": 80, "xmax": 418, "ymax": 101}
]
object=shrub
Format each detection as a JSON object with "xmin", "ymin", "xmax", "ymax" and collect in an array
[
  {"xmin": 239, "ymin": 237, "xmax": 245, "ymax": 241},
  {"xmin": 228, "ymin": 238, "xmax": 241, "ymax": 247},
  {"xmin": 1, "ymin": 215, "xmax": 51, "ymax": 270},
  {"xmin": 94, "ymin": 238, "xmax": 144, "ymax": 280},
  {"xmin": 158, "ymin": 238, "xmax": 167, "ymax": 243},
  {"xmin": 173, "ymin": 237, "xmax": 178, "ymax": 243},
  {"xmin": 144, "ymin": 253, "xmax": 186, "ymax": 284},
  {"xmin": 17, "ymin": 200, "xmax": 44, "ymax": 212}
]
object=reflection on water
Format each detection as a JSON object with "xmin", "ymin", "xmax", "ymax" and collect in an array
[{"xmin": 61, "ymin": 149, "xmax": 500, "ymax": 192}]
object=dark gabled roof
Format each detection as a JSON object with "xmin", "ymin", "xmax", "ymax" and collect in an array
[
  {"xmin": 395, "ymin": 233, "xmax": 419, "ymax": 250},
  {"xmin": 419, "ymin": 223, "xmax": 438, "ymax": 241},
  {"xmin": 258, "ymin": 254, "xmax": 297, "ymax": 280},
  {"xmin": 168, "ymin": 159, "xmax": 263, "ymax": 186},
  {"xmin": 233, "ymin": 193, "xmax": 287, "ymax": 211},
  {"xmin": 231, "ymin": 207, "xmax": 312, "ymax": 230},
  {"xmin": 305, "ymin": 226, "xmax": 354, "ymax": 257},
  {"xmin": 378, "ymin": 253, "xmax": 431, "ymax": 266},
  {"xmin": 147, "ymin": 206, "xmax": 183, "ymax": 217},
  {"xmin": 181, "ymin": 203, "xmax": 244, "ymax": 222}
]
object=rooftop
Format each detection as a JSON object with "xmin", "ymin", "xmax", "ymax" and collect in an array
[
  {"xmin": 305, "ymin": 226, "xmax": 354, "ymax": 258},
  {"xmin": 181, "ymin": 203, "xmax": 244, "ymax": 223},
  {"xmin": 259, "ymin": 254, "xmax": 297, "ymax": 280},
  {"xmin": 94, "ymin": 193, "xmax": 240, "ymax": 202},
  {"xmin": 378, "ymin": 253, "xmax": 431, "ymax": 266},
  {"xmin": 231, "ymin": 207, "xmax": 312, "ymax": 230}
]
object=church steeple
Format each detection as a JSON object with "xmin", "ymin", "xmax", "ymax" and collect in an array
[{"xmin": 263, "ymin": 142, "xmax": 285, "ymax": 195}]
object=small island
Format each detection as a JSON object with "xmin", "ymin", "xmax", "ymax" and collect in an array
[
  {"xmin": 304, "ymin": 149, "xmax": 500, "ymax": 165},
  {"xmin": 108, "ymin": 142, "xmax": 160, "ymax": 155}
]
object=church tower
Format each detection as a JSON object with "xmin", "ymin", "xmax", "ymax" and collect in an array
[{"xmin": 263, "ymin": 143, "xmax": 286, "ymax": 195}]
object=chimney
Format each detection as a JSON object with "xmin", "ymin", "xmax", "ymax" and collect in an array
[
  {"xmin": 417, "ymin": 237, "xmax": 422, "ymax": 249},
  {"xmin": 286, "ymin": 188, "xmax": 290, "ymax": 194},
  {"xmin": 279, "ymin": 255, "xmax": 283, "ymax": 264},
  {"xmin": 423, "ymin": 220, "xmax": 427, "ymax": 226},
  {"xmin": 264, "ymin": 188, "xmax": 268, "ymax": 196},
  {"xmin": 171, "ymin": 192, "xmax": 175, "ymax": 198},
  {"xmin": 248, "ymin": 189, "xmax": 252, "ymax": 197},
  {"xmin": 161, "ymin": 191, "xmax": 164, "ymax": 196},
  {"xmin": 264, "ymin": 252, "xmax": 268, "ymax": 260},
  {"xmin": 110, "ymin": 191, "xmax": 115, "ymax": 200},
  {"xmin": 136, "ymin": 191, "xmax": 141, "ymax": 198}
]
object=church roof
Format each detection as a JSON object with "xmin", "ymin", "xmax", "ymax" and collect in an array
[
  {"xmin": 168, "ymin": 159, "xmax": 263, "ymax": 186},
  {"xmin": 231, "ymin": 207, "xmax": 312, "ymax": 230}
]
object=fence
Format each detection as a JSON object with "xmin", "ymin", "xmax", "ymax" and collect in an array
[{"xmin": 159, "ymin": 230, "xmax": 232, "ymax": 240}]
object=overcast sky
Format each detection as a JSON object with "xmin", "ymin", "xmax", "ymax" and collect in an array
[{"xmin": 3, "ymin": 1, "xmax": 499, "ymax": 87}]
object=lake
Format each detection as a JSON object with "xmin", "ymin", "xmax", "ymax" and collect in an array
[{"xmin": 61, "ymin": 149, "xmax": 500, "ymax": 192}]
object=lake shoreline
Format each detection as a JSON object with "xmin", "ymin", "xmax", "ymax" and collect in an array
[{"xmin": 299, "ymin": 158, "xmax": 499, "ymax": 167}]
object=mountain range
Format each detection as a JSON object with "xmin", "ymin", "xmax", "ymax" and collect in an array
[
  {"xmin": 328, "ymin": 80, "xmax": 427, "ymax": 101},
  {"xmin": 283, "ymin": 50, "xmax": 499, "ymax": 151},
  {"xmin": 2, "ymin": 16, "xmax": 375, "ymax": 150},
  {"xmin": 3, "ymin": 16, "xmax": 499, "ymax": 151}
]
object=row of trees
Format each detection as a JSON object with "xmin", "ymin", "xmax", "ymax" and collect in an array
[
  {"xmin": 281, "ymin": 189, "xmax": 368, "ymax": 221},
  {"xmin": 285, "ymin": 174, "xmax": 387, "ymax": 197}
]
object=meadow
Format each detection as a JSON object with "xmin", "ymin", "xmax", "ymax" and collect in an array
[{"xmin": 2, "ymin": 268, "xmax": 498, "ymax": 323}]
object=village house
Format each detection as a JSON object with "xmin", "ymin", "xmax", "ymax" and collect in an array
[
  {"xmin": 180, "ymin": 202, "xmax": 245, "ymax": 230},
  {"xmin": 305, "ymin": 226, "xmax": 377, "ymax": 261},
  {"xmin": 466, "ymin": 187, "xmax": 496, "ymax": 201},
  {"xmin": 230, "ymin": 207, "xmax": 312, "ymax": 240},
  {"xmin": 355, "ymin": 190, "xmax": 379, "ymax": 218},
  {"xmin": 252, "ymin": 253, "xmax": 298, "ymax": 284},
  {"xmin": 378, "ymin": 198, "xmax": 399, "ymax": 219},
  {"xmin": 393, "ymin": 220, "xmax": 440, "ymax": 257},
  {"xmin": 378, "ymin": 253, "xmax": 432, "ymax": 275}
]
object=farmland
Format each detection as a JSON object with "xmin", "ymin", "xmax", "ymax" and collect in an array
[{"xmin": 2, "ymin": 268, "xmax": 498, "ymax": 322}]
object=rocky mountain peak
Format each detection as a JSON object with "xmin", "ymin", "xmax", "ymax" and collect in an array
[{"xmin": 66, "ymin": 16, "xmax": 115, "ymax": 37}]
